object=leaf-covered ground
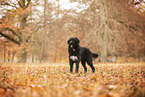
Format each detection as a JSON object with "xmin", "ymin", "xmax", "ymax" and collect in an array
[{"xmin": 0, "ymin": 63, "xmax": 145, "ymax": 97}]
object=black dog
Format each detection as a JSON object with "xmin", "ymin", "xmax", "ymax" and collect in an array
[{"xmin": 67, "ymin": 37, "xmax": 98, "ymax": 73}]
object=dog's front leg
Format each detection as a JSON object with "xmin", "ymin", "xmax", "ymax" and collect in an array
[
  {"xmin": 75, "ymin": 55, "xmax": 81, "ymax": 73},
  {"xmin": 69, "ymin": 60, "xmax": 74, "ymax": 73},
  {"xmin": 75, "ymin": 62, "xmax": 79, "ymax": 73}
]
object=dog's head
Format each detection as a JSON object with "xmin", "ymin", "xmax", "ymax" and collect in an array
[{"xmin": 67, "ymin": 37, "xmax": 80, "ymax": 48}]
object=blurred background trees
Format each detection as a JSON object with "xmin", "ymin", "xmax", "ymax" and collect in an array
[{"xmin": 0, "ymin": 0, "xmax": 145, "ymax": 63}]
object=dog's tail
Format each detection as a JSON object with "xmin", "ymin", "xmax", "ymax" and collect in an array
[{"xmin": 92, "ymin": 53, "xmax": 99, "ymax": 58}]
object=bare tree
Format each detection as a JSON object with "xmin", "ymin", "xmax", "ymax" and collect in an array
[
  {"xmin": 0, "ymin": 0, "xmax": 40, "ymax": 62},
  {"xmin": 70, "ymin": 0, "xmax": 145, "ymax": 62}
]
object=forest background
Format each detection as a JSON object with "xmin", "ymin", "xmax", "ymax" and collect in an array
[{"xmin": 0, "ymin": 0, "xmax": 145, "ymax": 63}]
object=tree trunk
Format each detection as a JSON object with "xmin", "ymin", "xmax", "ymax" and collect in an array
[
  {"xmin": 21, "ymin": 48, "xmax": 27, "ymax": 63},
  {"xmin": 4, "ymin": 45, "xmax": 6, "ymax": 62},
  {"xmin": 8, "ymin": 51, "xmax": 10, "ymax": 62},
  {"xmin": 99, "ymin": 0, "xmax": 108, "ymax": 62},
  {"xmin": 54, "ymin": 45, "xmax": 57, "ymax": 63},
  {"xmin": 19, "ymin": 0, "xmax": 27, "ymax": 63},
  {"xmin": 53, "ymin": 0, "xmax": 60, "ymax": 63},
  {"xmin": 32, "ymin": 51, "xmax": 34, "ymax": 63},
  {"xmin": 40, "ymin": 44, "xmax": 44, "ymax": 63},
  {"xmin": 11, "ymin": 51, "xmax": 16, "ymax": 63},
  {"xmin": 39, "ymin": 0, "xmax": 47, "ymax": 63}
]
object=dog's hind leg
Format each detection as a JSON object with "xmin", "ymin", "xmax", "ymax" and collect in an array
[
  {"xmin": 87, "ymin": 61, "xmax": 95, "ymax": 73},
  {"xmin": 81, "ymin": 61, "xmax": 87, "ymax": 73}
]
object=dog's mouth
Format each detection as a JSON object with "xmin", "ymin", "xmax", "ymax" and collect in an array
[{"xmin": 70, "ymin": 45, "xmax": 73, "ymax": 48}]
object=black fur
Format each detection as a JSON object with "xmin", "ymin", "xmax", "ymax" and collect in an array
[{"xmin": 67, "ymin": 37, "xmax": 98, "ymax": 73}]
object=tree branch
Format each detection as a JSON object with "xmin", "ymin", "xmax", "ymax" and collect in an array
[
  {"xmin": 5, "ymin": 27, "xmax": 20, "ymax": 38},
  {"xmin": 0, "ymin": 31, "xmax": 20, "ymax": 45},
  {"xmin": 16, "ymin": 0, "xmax": 24, "ymax": 8},
  {"xmin": 26, "ymin": 0, "xmax": 31, "ymax": 8},
  {"xmin": 113, "ymin": 17, "xmax": 139, "ymax": 31},
  {"xmin": 1, "ymin": 1, "xmax": 18, "ymax": 9},
  {"xmin": 0, "ymin": 22, "xmax": 21, "ymax": 40},
  {"xmin": 26, "ymin": 26, "xmax": 40, "ymax": 42}
]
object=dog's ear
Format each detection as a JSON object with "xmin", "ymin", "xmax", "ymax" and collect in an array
[
  {"xmin": 75, "ymin": 37, "xmax": 80, "ymax": 44},
  {"xmin": 67, "ymin": 39, "xmax": 70, "ymax": 44}
]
